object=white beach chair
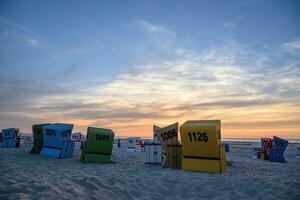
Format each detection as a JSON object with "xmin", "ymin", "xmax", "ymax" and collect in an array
[{"xmin": 126, "ymin": 137, "xmax": 141, "ymax": 152}]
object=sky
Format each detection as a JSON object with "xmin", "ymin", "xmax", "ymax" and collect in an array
[{"xmin": 0, "ymin": 0, "xmax": 299, "ymax": 138}]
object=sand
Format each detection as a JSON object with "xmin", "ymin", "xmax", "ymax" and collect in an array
[{"xmin": 0, "ymin": 137, "xmax": 300, "ymax": 200}]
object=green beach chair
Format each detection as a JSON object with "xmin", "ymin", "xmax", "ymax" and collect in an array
[
  {"xmin": 30, "ymin": 124, "xmax": 49, "ymax": 154},
  {"xmin": 80, "ymin": 127, "xmax": 114, "ymax": 163}
]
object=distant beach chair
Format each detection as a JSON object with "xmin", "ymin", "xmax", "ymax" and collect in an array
[
  {"xmin": 224, "ymin": 143, "xmax": 230, "ymax": 152},
  {"xmin": 30, "ymin": 124, "xmax": 49, "ymax": 154},
  {"xmin": 153, "ymin": 125, "xmax": 161, "ymax": 144},
  {"xmin": 126, "ymin": 137, "xmax": 141, "ymax": 152},
  {"xmin": 257, "ymin": 138, "xmax": 272, "ymax": 160},
  {"xmin": 180, "ymin": 120, "xmax": 227, "ymax": 173},
  {"xmin": 250, "ymin": 142, "xmax": 261, "ymax": 159},
  {"xmin": 113, "ymin": 138, "xmax": 121, "ymax": 148},
  {"xmin": 145, "ymin": 143, "xmax": 162, "ymax": 164},
  {"xmin": 40, "ymin": 123, "xmax": 74, "ymax": 159},
  {"xmin": 157, "ymin": 122, "xmax": 180, "ymax": 168},
  {"xmin": 269, "ymin": 136, "xmax": 288, "ymax": 163},
  {"xmin": 1, "ymin": 128, "xmax": 20, "ymax": 148},
  {"xmin": 295, "ymin": 144, "xmax": 300, "ymax": 159},
  {"xmin": 71, "ymin": 132, "xmax": 82, "ymax": 156},
  {"xmin": 80, "ymin": 127, "xmax": 114, "ymax": 163}
]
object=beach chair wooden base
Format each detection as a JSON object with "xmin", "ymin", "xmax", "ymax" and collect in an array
[
  {"xmin": 181, "ymin": 148, "xmax": 226, "ymax": 173},
  {"xmin": 166, "ymin": 144, "xmax": 182, "ymax": 169},
  {"xmin": 80, "ymin": 152, "xmax": 111, "ymax": 163},
  {"xmin": 30, "ymin": 145, "xmax": 43, "ymax": 154},
  {"xmin": 40, "ymin": 147, "xmax": 61, "ymax": 158}
]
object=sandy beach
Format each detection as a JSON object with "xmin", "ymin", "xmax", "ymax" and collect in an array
[{"xmin": 0, "ymin": 137, "xmax": 299, "ymax": 200}]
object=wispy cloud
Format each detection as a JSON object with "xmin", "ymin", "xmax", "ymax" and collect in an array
[
  {"xmin": 0, "ymin": 17, "xmax": 41, "ymax": 48},
  {"xmin": 0, "ymin": 20, "xmax": 299, "ymax": 138},
  {"xmin": 282, "ymin": 39, "xmax": 300, "ymax": 54}
]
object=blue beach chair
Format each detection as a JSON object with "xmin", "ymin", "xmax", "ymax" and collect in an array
[
  {"xmin": 269, "ymin": 136, "xmax": 288, "ymax": 163},
  {"xmin": 40, "ymin": 123, "xmax": 74, "ymax": 159},
  {"xmin": 1, "ymin": 128, "xmax": 20, "ymax": 148}
]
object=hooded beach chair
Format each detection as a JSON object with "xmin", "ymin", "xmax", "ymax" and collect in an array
[
  {"xmin": 153, "ymin": 125, "xmax": 161, "ymax": 144},
  {"xmin": 145, "ymin": 126, "xmax": 163, "ymax": 164},
  {"xmin": 180, "ymin": 120, "xmax": 227, "ymax": 173},
  {"xmin": 126, "ymin": 137, "xmax": 141, "ymax": 152},
  {"xmin": 296, "ymin": 144, "xmax": 300, "ymax": 159},
  {"xmin": 40, "ymin": 123, "xmax": 74, "ymax": 159},
  {"xmin": 1, "ymin": 128, "xmax": 20, "ymax": 148},
  {"xmin": 157, "ymin": 122, "xmax": 181, "ymax": 168},
  {"xmin": 71, "ymin": 132, "xmax": 82, "ymax": 156},
  {"xmin": 30, "ymin": 124, "xmax": 49, "ymax": 154},
  {"xmin": 269, "ymin": 136, "xmax": 288, "ymax": 163},
  {"xmin": 80, "ymin": 127, "xmax": 114, "ymax": 163},
  {"xmin": 257, "ymin": 138, "xmax": 272, "ymax": 160}
]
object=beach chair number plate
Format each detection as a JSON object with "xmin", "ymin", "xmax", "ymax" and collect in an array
[
  {"xmin": 61, "ymin": 129, "xmax": 71, "ymax": 137},
  {"xmin": 160, "ymin": 129, "xmax": 177, "ymax": 142},
  {"xmin": 187, "ymin": 132, "xmax": 208, "ymax": 142},
  {"xmin": 45, "ymin": 129, "xmax": 57, "ymax": 136},
  {"xmin": 96, "ymin": 134, "xmax": 109, "ymax": 142}
]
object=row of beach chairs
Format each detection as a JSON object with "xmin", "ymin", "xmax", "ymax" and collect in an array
[
  {"xmin": 144, "ymin": 120, "xmax": 227, "ymax": 173},
  {"xmin": 1, "ymin": 120, "xmax": 293, "ymax": 173},
  {"xmin": 256, "ymin": 136, "xmax": 289, "ymax": 162}
]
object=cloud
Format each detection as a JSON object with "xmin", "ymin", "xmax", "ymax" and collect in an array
[
  {"xmin": 0, "ymin": 21, "xmax": 299, "ymax": 138},
  {"xmin": 0, "ymin": 17, "xmax": 41, "ymax": 48},
  {"xmin": 136, "ymin": 20, "xmax": 176, "ymax": 38},
  {"xmin": 282, "ymin": 39, "xmax": 300, "ymax": 54}
]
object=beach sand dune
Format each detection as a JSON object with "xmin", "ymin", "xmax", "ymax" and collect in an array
[{"xmin": 1, "ymin": 139, "xmax": 300, "ymax": 200}]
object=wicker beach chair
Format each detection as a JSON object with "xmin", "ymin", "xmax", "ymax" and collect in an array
[
  {"xmin": 40, "ymin": 123, "xmax": 74, "ymax": 159},
  {"xmin": 30, "ymin": 124, "xmax": 49, "ymax": 154},
  {"xmin": 180, "ymin": 120, "xmax": 227, "ymax": 173},
  {"xmin": 257, "ymin": 138, "xmax": 273, "ymax": 160},
  {"xmin": 157, "ymin": 122, "xmax": 180, "ymax": 168},
  {"xmin": 1, "ymin": 128, "xmax": 20, "ymax": 148},
  {"xmin": 269, "ymin": 136, "xmax": 288, "ymax": 163},
  {"xmin": 80, "ymin": 127, "xmax": 114, "ymax": 163}
]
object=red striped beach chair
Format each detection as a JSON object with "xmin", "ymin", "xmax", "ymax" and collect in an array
[{"xmin": 257, "ymin": 138, "xmax": 272, "ymax": 160}]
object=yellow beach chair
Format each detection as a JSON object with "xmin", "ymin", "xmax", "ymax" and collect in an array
[{"xmin": 180, "ymin": 120, "xmax": 226, "ymax": 173}]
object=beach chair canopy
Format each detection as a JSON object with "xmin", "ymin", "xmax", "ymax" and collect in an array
[
  {"xmin": 157, "ymin": 122, "xmax": 179, "ymax": 146},
  {"xmin": 80, "ymin": 127, "xmax": 114, "ymax": 163},
  {"xmin": 1, "ymin": 128, "xmax": 19, "ymax": 148},
  {"xmin": 127, "ymin": 137, "xmax": 141, "ymax": 145},
  {"xmin": 30, "ymin": 124, "xmax": 49, "ymax": 154},
  {"xmin": 71, "ymin": 132, "xmax": 82, "ymax": 141},
  {"xmin": 181, "ymin": 120, "xmax": 221, "ymax": 159},
  {"xmin": 40, "ymin": 123, "xmax": 74, "ymax": 158},
  {"xmin": 2, "ymin": 128, "xmax": 15, "ymax": 139},
  {"xmin": 258, "ymin": 138, "xmax": 273, "ymax": 160},
  {"xmin": 126, "ymin": 137, "xmax": 141, "ymax": 152},
  {"xmin": 180, "ymin": 120, "xmax": 226, "ymax": 173},
  {"xmin": 153, "ymin": 125, "xmax": 161, "ymax": 144},
  {"xmin": 269, "ymin": 136, "xmax": 289, "ymax": 163},
  {"xmin": 273, "ymin": 136, "xmax": 288, "ymax": 150}
]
